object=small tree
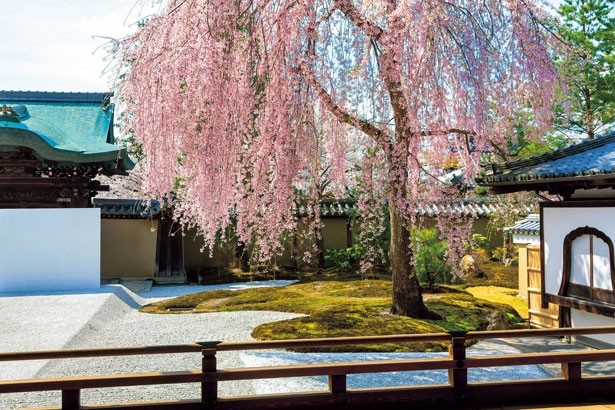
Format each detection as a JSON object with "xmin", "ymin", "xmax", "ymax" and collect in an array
[{"xmin": 411, "ymin": 228, "xmax": 452, "ymax": 290}]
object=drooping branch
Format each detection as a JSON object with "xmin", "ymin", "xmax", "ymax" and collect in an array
[
  {"xmin": 420, "ymin": 129, "xmax": 476, "ymax": 137},
  {"xmin": 420, "ymin": 129, "xmax": 477, "ymax": 154},
  {"xmin": 299, "ymin": 62, "xmax": 393, "ymax": 152},
  {"xmin": 332, "ymin": 0, "xmax": 384, "ymax": 41}
]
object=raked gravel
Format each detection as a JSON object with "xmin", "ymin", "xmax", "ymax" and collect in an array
[
  {"xmin": 0, "ymin": 281, "xmax": 305, "ymax": 409},
  {"xmin": 0, "ymin": 281, "xmax": 548, "ymax": 409}
]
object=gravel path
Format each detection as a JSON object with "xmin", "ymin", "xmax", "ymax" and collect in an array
[{"xmin": 0, "ymin": 281, "xmax": 302, "ymax": 409}]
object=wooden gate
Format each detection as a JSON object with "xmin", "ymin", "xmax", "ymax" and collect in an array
[{"xmin": 527, "ymin": 245, "xmax": 559, "ymax": 328}]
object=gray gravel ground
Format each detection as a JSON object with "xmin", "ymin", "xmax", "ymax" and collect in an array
[
  {"xmin": 0, "ymin": 281, "xmax": 305, "ymax": 409},
  {"xmin": 0, "ymin": 281, "xmax": 574, "ymax": 409}
]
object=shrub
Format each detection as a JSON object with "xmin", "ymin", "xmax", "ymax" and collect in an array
[
  {"xmin": 324, "ymin": 245, "xmax": 365, "ymax": 270},
  {"xmin": 472, "ymin": 233, "xmax": 490, "ymax": 251},
  {"xmin": 411, "ymin": 228, "xmax": 453, "ymax": 288}
]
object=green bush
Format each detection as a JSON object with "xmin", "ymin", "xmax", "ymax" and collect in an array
[
  {"xmin": 411, "ymin": 228, "xmax": 453, "ymax": 288},
  {"xmin": 471, "ymin": 233, "xmax": 490, "ymax": 251},
  {"xmin": 324, "ymin": 245, "xmax": 365, "ymax": 270}
]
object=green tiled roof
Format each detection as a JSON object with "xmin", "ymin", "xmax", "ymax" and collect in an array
[
  {"xmin": 504, "ymin": 214, "xmax": 540, "ymax": 236},
  {"xmin": 305, "ymin": 197, "xmax": 516, "ymax": 218},
  {"xmin": 0, "ymin": 91, "xmax": 134, "ymax": 174}
]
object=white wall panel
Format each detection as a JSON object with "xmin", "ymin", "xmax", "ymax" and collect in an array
[
  {"xmin": 571, "ymin": 309, "xmax": 615, "ymax": 346},
  {"xmin": 593, "ymin": 238, "xmax": 612, "ymax": 290},
  {"xmin": 0, "ymin": 209, "xmax": 100, "ymax": 292},
  {"xmin": 570, "ymin": 236, "xmax": 590, "ymax": 286}
]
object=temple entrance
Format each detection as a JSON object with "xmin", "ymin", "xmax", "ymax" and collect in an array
[{"xmin": 156, "ymin": 216, "xmax": 186, "ymax": 281}]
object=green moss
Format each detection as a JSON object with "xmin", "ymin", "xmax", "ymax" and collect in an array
[
  {"xmin": 252, "ymin": 306, "xmax": 449, "ymax": 352},
  {"xmin": 462, "ymin": 262, "xmax": 519, "ymax": 289},
  {"xmin": 140, "ymin": 270, "xmax": 523, "ymax": 352}
]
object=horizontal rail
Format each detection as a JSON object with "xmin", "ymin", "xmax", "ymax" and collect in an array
[
  {"xmin": 0, "ymin": 344, "xmax": 207, "ymax": 362},
  {"xmin": 3, "ymin": 348, "xmax": 615, "ymax": 394},
  {"xmin": 0, "ymin": 358, "xmax": 455, "ymax": 393},
  {"xmin": 3, "ymin": 326, "xmax": 615, "ymax": 362},
  {"xmin": 3, "ymin": 326, "xmax": 615, "ymax": 409}
]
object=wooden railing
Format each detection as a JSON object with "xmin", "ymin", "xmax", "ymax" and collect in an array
[{"xmin": 2, "ymin": 327, "xmax": 615, "ymax": 410}]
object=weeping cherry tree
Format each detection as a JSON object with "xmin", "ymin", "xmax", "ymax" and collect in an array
[{"xmin": 113, "ymin": 0, "xmax": 559, "ymax": 318}]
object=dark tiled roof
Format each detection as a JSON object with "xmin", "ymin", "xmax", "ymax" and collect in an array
[
  {"xmin": 306, "ymin": 198, "xmax": 517, "ymax": 218},
  {"xmin": 0, "ymin": 90, "xmax": 133, "ymax": 174},
  {"xmin": 104, "ymin": 197, "xmax": 509, "ymax": 220},
  {"xmin": 504, "ymin": 214, "xmax": 540, "ymax": 236},
  {"xmin": 321, "ymin": 201, "xmax": 355, "ymax": 217},
  {"xmin": 93, "ymin": 198, "xmax": 162, "ymax": 219},
  {"xmin": 415, "ymin": 199, "xmax": 501, "ymax": 217},
  {"xmin": 481, "ymin": 132, "xmax": 615, "ymax": 193}
]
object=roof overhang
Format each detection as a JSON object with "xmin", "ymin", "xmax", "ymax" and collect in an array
[
  {"xmin": 0, "ymin": 126, "xmax": 134, "ymax": 175},
  {"xmin": 482, "ymin": 174, "xmax": 615, "ymax": 197}
]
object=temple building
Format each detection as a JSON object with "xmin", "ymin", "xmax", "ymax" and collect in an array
[
  {"xmin": 0, "ymin": 91, "xmax": 134, "ymax": 292},
  {"xmin": 482, "ymin": 132, "xmax": 615, "ymax": 346},
  {"xmin": 0, "ymin": 91, "xmax": 133, "ymax": 208}
]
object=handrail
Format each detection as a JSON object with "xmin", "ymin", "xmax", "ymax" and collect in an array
[
  {"xmin": 2, "ymin": 326, "xmax": 615, "ymax": 410},
  {"xmin": 3, "ymin": 325, "xmax": 615, "ymax": 362},
  {"xmin": 3, "ymin": 349, "xmax": 615, "ymax": 393}
]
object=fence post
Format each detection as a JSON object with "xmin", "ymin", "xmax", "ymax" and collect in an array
[
  {"xmin": 562, "ymin": 362, "xmax": 582, "ymax": 381},
  {"xmin": 199, "ymin": 342, "xmax": 221, "ymax": 409},
  {"xmin": 61, "ymin": 389, "xmax": 80, "ymax": 410},
  {"xmin": 329, "ymin": 374, "xmax": 347, "ymax": 394},
  {"xmin": 448, "ymin": 331, "xmax": 468, "ymax": 399}
]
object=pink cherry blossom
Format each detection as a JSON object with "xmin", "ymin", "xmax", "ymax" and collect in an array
[{"xmin": 113, "ymin": 0, "xmax": 558, "ymax": 317}]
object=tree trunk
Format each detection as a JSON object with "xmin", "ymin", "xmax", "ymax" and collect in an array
[
  {"xmin": 388, "ymin": 203, "xmax": 432, "ymax": 318},
  {"xmin": 315, "ymin": 230, "xmax": 325, "ymax": 270},
  {"xmin": 584, "ymin": 87, "xmax": 595, "ymax": 140}
]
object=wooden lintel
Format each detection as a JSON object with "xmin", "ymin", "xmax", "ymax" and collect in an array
[
  {"xmin": 0, "ymin": 159, "xmax": 41, "ymax": 167},
  {"xmin": 0, "ymin": 177, "xmax": 73, "ymax": 186}
]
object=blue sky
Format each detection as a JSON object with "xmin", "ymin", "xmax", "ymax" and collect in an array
[
  {"xmin": 0, "ymin": 0, "xmax": 160, "ymax": 92},
  {"xmin": 1, "ymin": 1, "xmax": 563, "ymax": 93}
]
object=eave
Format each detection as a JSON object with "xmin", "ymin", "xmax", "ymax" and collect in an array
[
  {"xmin": 0, "ymin": 127, "xmax": 133, "ymax": 175},
  {"xmin": 483, "ymin": 174, "xmax": 615, "ymax": 197}
]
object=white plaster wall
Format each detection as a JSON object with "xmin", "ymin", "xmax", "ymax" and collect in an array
[
  {"xmin": 542, "ymin": 207, "xmax": 615, "ymax": 296},
  {"xmin": 0, "ymin": 208, "xmax": 100, "ymax": 292},
  {"xmin": 511, "ymin": 233, "xmax": 540, "ymax": 246},
  {"xmin": 543, "ymin": 206, "xmax": 615, "ymax": 340}
]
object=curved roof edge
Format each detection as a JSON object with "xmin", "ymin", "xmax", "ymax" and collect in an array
[
  {"xmin": 0, "ymin": 90, "xmax": 112, "ymax": 103},
  {"xmin": 0, "ymin": 127, "xmax": 134, "ymax": 174}
]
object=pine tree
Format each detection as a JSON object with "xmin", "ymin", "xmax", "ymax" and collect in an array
[{"xmin": 556, "ymin": 0, "xmax": 615, "ymax": 140}]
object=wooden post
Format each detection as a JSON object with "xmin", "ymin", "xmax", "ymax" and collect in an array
[
  {"xmin": 61, "ymin": 389, "xmax": 80, "ymax": 410},
  {"xmin": 329, "ymin": 374, "xmax": 347, "ymax": 394},
  {"xmin": 199, "ymin": 342, "xmax": 221, "ymax": 409},
  {"xmin": 562, "ymin": 362, "xmax": 582, "ymax": 381},
  {"xmin": 448, "ymin": 332, "xmax": 468, "ymax": 400}
]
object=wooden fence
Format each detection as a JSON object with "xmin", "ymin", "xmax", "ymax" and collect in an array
[
  {"xmin": 2, "ymin": 327, "xmax": 615, "ymax": 410},
  {"xmin": 527, "ymin": 245, "xmax": 560, "ymax": 329}
]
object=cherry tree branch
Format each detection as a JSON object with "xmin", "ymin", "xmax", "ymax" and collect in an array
[
  {"xmin": 333, "ymin": 0, "xmax": 383, "ymax": 41},
  {"xmin": 299, "ymin": 63, "xmax": 392, "ymax": 152}
]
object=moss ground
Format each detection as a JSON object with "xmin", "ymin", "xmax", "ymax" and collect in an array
[{"xmin": 142, "ymin": 262, "xmax": 526, "ymax": 352}]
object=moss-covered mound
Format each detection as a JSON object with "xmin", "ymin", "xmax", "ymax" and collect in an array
[{"xmin": 141, "ymin": 277, "xmax": 522, "ymax": 352}]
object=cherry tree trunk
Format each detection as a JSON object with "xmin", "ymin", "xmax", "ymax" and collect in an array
[{"xmin": 388, "ymin": 204, "xmax": 431, "ymax": 318}]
